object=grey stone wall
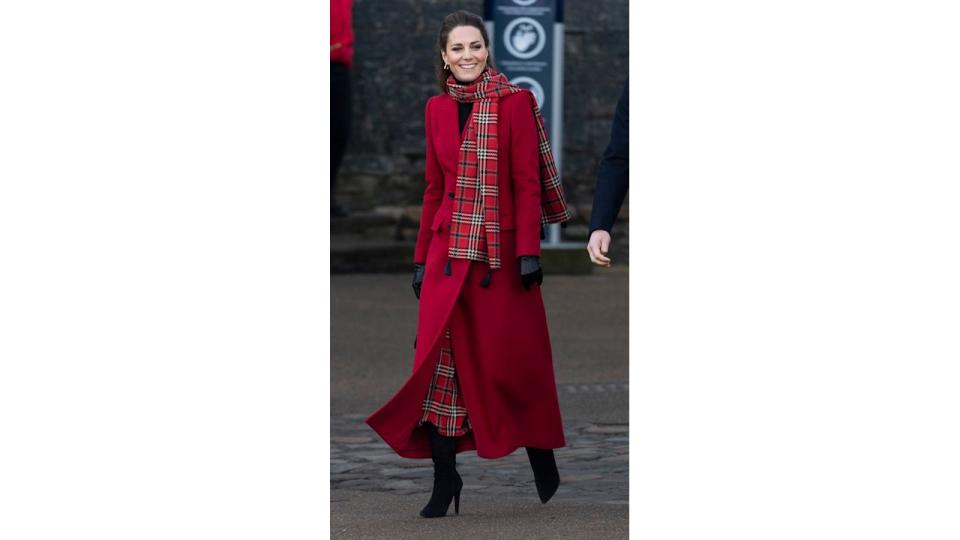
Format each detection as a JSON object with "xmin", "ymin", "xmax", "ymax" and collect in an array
[{"xmin": 338, "ymin": 0, "xmax": 628, "ymax": 218}]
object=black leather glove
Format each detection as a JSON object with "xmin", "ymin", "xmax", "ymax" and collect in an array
[
  {"xmin": 412, "ymin": 263, "xmax": 425, "ymax": 299},
  {"xmin": 519, "ymin": 256, "xmax": 543, "ymax": 290}
]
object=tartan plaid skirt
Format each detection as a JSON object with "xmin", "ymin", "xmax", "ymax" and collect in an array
[{"xmin": 418, "ymin": 328, "xmax": 472, "ymax": 437}]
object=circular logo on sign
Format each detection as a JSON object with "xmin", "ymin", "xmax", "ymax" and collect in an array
[
  {"xmin": 511, "ymin": 77, "xmax": 545, "ymax": 108},
  {"xmin": 503, "ymin": 17, "xmax": 546, "ymax": 60},
  {"xmin": 512, "ymin": 0, "xmax": 538, "ymax": 5}
]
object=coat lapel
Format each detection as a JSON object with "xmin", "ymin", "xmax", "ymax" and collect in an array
[{"xmin": 434, "ymin": 96, "xmax": 461, "ymax": 176}]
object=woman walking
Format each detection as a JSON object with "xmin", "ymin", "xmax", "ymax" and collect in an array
[{"xmin": 365, "ymin": 10, "xmax": 570, "ymax": 518}]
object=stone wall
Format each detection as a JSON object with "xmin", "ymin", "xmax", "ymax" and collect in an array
[{"xmin": 337, "ymin": 0, "xmax": 629, "ymax": 219}]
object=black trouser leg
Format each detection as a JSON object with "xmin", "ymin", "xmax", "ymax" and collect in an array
[{"xmin": 330, "ymin": 61, "xmax": 351, "ymax": 204}]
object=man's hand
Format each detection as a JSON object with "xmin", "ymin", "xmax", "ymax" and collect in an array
[{"xmin": 587, "ymin": 230, "xmax": 612, "ymax": 267}]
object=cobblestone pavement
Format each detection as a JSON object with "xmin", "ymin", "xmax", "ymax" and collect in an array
[
  {"xmin": 331, "ymin": 410, "xmax": 628, "ymax": 505},
  {"xmin": 331, "ymin": 272, "xmax": 629, "ymax": 536}
]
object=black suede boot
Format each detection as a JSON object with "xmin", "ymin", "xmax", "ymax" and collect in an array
[
  {"xmin": 525, "ymin": 447, "xmax": 560, "ymax": 503},
  {"xmin": 420, "ymin": 423, "xmax": 463, "ymax": 518}
]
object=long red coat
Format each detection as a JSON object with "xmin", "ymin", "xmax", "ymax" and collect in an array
[{"xmin": 365, "ymin": 90, "xmax": 566, "ymax": 459}]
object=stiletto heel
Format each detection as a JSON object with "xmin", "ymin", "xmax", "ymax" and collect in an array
[{"xmin": 454, "ymin": 487, "xmax": 461, "ymax": 514}]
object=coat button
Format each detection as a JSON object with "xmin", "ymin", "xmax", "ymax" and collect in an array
[{"xmin": 447, "ymin": 192, "xmax": 454, "ymax": 199}]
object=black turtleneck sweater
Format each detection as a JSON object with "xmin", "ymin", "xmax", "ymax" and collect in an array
[
  {"xmin": 458, "ymin": 101, "xmax": 473, "ymax": 136},
  {"xmin": 454, "ymin": 78, "xmax": 474, "ymax": 136}
]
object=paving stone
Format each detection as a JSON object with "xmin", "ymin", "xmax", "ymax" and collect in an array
[
  {"xmin": 331, "ymin": 436, "xmax": 376, "ymax": 444},
  {"xmin": 558, "ymin": 448, "xmax": 601, "ymax": 457},
  {"xmin": 383, "ymin": 480, "xmax": 419, "ymax": 490},
  {"xmin": 377, "ymin": 467, "xmax": 411, "ymax": 476},
  {"xmin": 482, "ymin": 460, "xmax": 522, "ymax": 468},
  {"xmin": 331, "ymin": 463, "xmax": 365, "ymax": 474},
  {"xmin": 583, "ymin": 424, "xmax": 629, "ymax": 434},
  {"xmin": 562, "ymin": 474, "xmax": 604, "ymax": 482},
  {"xmin": 332, "ymin": 482, "xmax": 378, "ymax": 493},
  {"xmin": 564, "ymin": 455, "xmax": 602, "ymax": 463},
  {"xmin": 360, "ymin": 452, "xmax": 406, "ymax": 463}
]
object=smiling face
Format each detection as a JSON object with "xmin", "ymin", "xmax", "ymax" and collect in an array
[{"xmin": 441, "ymin": 25, "xmax": 489, "ymax": 84}]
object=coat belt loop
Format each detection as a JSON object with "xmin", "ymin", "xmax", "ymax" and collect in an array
[{"xmin": 444, "ymin": 258, "xmax": 452, "ymax": 276}]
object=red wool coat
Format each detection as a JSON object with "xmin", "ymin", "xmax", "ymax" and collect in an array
[{"xmin": 365, "ymin": 90, "xmax": 566, "ymax": 459}]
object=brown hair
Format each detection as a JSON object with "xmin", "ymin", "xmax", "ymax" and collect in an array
[{"xmin": 435, "ymin": 10, "xmax": 497, "ymax": 94}]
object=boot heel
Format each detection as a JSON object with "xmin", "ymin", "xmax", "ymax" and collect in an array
[{"xmin": 454, "ymin": 487, "xmax": 461, "ymax": 514}]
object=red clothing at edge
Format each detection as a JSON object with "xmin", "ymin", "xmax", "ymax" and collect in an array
[{"xmin": 330, "ymin": 0, "xmax": 353, "ymax": 67}]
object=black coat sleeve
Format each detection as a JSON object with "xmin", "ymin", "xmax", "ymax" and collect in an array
[{"xmin": 589, "ymin": 79, "xmax": 629, "ymax": 233}]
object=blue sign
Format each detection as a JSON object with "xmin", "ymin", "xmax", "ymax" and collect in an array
[
  {"xmin": 485, "ymin": 0, "xmax": 565, "ymax": 243},
  {"xmin": 485, "ymin": 0, "xmax": 562, "ymax": 138}
]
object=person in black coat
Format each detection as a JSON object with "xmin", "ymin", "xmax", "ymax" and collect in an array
[{"xmin": 587, "ymin": 79, "xmax": 629, "ymax": 266}]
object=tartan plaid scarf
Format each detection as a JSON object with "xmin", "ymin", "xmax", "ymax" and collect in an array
[{"xmin": 445, "ymin": 69, "xmax": 570, "ymax": 270}]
